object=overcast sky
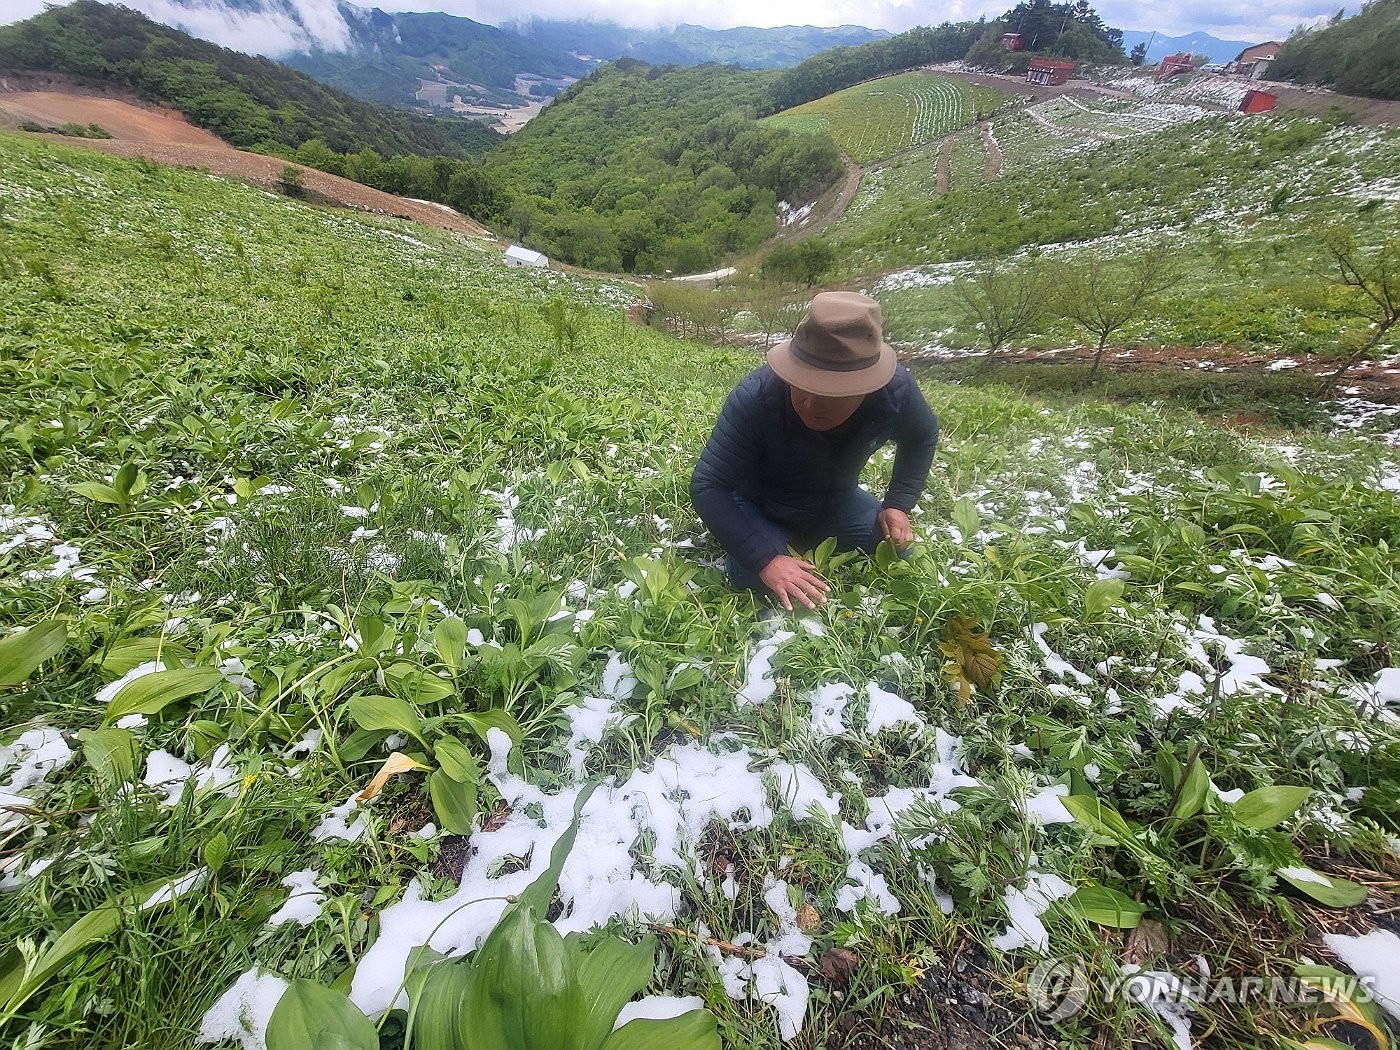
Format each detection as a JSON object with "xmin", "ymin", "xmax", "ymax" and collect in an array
[{"xmin": 2, "ymin": 0, "xmax": 1336, "ymax": 54}]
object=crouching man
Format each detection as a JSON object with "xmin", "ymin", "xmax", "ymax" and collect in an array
[{"xmin": 690, "ymin": 291, "xmax": 938, "ymax": 610}]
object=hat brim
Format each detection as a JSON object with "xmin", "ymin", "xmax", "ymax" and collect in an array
[{"xmin": 767, "ymin": 339, "xmax": 898, "ymax": 398}]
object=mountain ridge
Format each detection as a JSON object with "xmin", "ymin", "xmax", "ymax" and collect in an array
[{"xmin": 1119, "ymin": 29, "xmax": 1260, "ymax": 64}]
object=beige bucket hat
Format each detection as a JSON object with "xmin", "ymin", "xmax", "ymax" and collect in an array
[{"xmin": 767, "ymin": 291, "xmax": 897, "ymax": 398}]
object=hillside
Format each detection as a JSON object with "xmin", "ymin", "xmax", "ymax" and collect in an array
[
  {"xmin": 0, "ymin": 0, "xmax": 500, "ymax": 158},
  {"xmin": 1270, "ymin": 0, "xmax": 1400, "ymax": 101},
  {"xmin": 284, "ymin": 8, "xmax": 589, "ymax": 107},
  {"xmin": 3, "ymin": 129, "xmax": 1400, "ymax": 1050},
  {"xmin": 509, "ymin": 19, "xmax": 889, "ymax": 69},
  {"xmin": 480, "ymin": 60, "xmax": 842, "ymax": 273}
]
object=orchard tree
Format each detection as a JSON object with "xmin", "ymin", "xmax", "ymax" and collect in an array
[
  {"xmin": 954, "ymin": 254, "xmax": 1048, "ymax": 358},
  {"xmin": 1315, "ymin": 223, "xmax": 1399, "ymax": 396},
  {"xmin": 762, "ymin": 239, "xmax": 836, "ymax": 288},
  {"xmin": 1053, "ymin": 241, "xmax": 1183, "ymax": 377}
]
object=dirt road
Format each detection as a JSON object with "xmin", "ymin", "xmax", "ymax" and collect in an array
[{"xmin": 0, "ymin": 76, "xmax": 492, "ymax": 240}]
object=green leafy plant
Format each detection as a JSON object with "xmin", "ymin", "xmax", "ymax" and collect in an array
[{"xmin": 266, "ymin": 791, "xmax": 721, "ymax": 1050}]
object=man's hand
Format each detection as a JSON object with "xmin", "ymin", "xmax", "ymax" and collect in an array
[
  {"xmin": 759, "ymin": 554, "xmax": 830, "ymax": 611},
  {"xmin": 878, "ymin": 508, "xmax": 914, "ymax": 550}
]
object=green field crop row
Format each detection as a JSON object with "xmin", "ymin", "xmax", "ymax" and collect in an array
[{"xmin": 764, "ymin": 71, "xmax": 1011, "ymax": 164}]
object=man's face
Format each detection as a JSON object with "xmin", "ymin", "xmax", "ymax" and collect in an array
[{"xmin": 789, "ymin": 386, "xmax": 866, "ymax": 431}]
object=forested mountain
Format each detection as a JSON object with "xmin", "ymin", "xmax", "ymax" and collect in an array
[
  {"xmin": 508, "ymin": 20, "xmax": 888, "ymax": 69},
  {"xmin": 283, "ymin": 9, "xmax": 588, "ymax": 106},
  {"xmin": 0, "ymin": 1, "xmax": 499, "ymax": 157},
  {"xmin": 1270, "ymin": 0, "xmax": 1400, "ymax": 100},
  {"xmin": 483, "ymin": 60, "xmax": 842, "ymax": 273}
]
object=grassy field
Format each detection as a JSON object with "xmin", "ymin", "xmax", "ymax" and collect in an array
[
  {"xmin": 763, "ymin": 72, "xmax": 1012, "ymax": 164},
  {"xmin": 3, "ymin": 134, "xmax": 1400, "ymax": 1050}
]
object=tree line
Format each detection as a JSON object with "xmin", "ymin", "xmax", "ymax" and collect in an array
[
  {"xmin": 763, "ymin": 1, "xmax": 1126, "ymax": 114},
  {"xmin": 1270, "ymin": 0, "xmax": 1400, "ymax": 101}
]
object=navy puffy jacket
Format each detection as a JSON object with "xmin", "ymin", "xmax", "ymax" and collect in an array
[{"xmin": 690, "ymin": 363, "xmax": 939, "ymax": 574}]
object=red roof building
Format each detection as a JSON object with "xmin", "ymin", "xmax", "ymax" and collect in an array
[
  {"xmin": 1026, "ymin": 59, "xmax": 1075, "ymax": 86},
  {"xmin": 1156, "ymin": 52, "xmax": 1195, "ymax": 81},
  {"xmin": 1001, "ymin": 32, "xmax": 1026, "ymax": 50}
]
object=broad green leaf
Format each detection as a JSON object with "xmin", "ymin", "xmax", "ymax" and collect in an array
[
  {"xmin": 79, "ymin": 727, "xmax": 137, "ymax": 787},
  {"xmin": 1061, "ymin": 794, "xmax": 1139, "ymax": 846},
  {"xmin": 668, "ymin": 666, "xmax": 705, "ymax": 692},
  {"xmin": 346, "ymin": 695, "xmax": 427, "ymax": 748},
  {"xmin": 1170, "ymin": 757, "xmax": 1210, "ymax": 822},
  {"xmin": 1232, "ymin": 785, "xmax": 1311, "ymax": 829},
  {"xmin": 874, "ymin": 538, "xmax": 900, "ymax": 572},
  {"xmin": 266, "ymin": 980, "xmax": 379, "ymax": 1050},
  {"xmin": 951, "ymin": 496, "xmax": 980, "ymax": 543},
  {"xmin": 316, "ymin": 1034, "xmax": 370, "ymax": 1050},
  {"xmin": 100, "ymin": 637, "xmax": 192, "ymax": 676},
  {"xmin": 1064, "ymin": 886, "xmax": 1143, "ymax": 929},
  {"xmin": 1276, "ymin": 867, "xmax": 1367, "ymax": 907},
  {"xmin": 70, "ymin": 481, "xmax": 122, "ymax": 505},
  {"xmin": 433, "ymin": 735, "xmax": 481, "ymax": 784},
  {"xmin": 602, "ymin": 1011, "xmax": 721, "ymax": 1050},
  {"xmin": 571, "ymin": 935, "xmax": 656, "ymax": 1050},
  {"xmin": 434, "ymin": 617, "xmax": 470, "ymax": 674},
  {"xmin": 461, "ymin": 709, "xmax": 524, "ymax": 748},
  {"xmin": 113, "ymin": 462, "xmax": 140, "ymax": 496},
  {"xmin": 1154, "ymin": 748, "xmax": 1182, "ymax": 792},
  {"xmin": 1083, "ymin": 577, "xmax": 1125, "ymax": 621},
  {"xmin": 462, "ymin": 906, "xmax": 585, "ymax": 1050},
  {"xmin": 0, "ymin": 621, "xmax": 67, "ymax": 685},
  {"xmin": 407, "ymin": 957, "xmax": 475, "ymax": 1050},
  {"xmin": 203, "ymin": 832, "xmax": 230, "ymax": 874},
  {"xmin": 103, "ymin": 667, "xmax": 223, "ymax": 723},
  {"xmin": 429, "ymin": 769, "xmax": 478, "ymax": 834},
  {"xmin": 338, "ymin": 728, "xmax": 388, "ymax": 763}
]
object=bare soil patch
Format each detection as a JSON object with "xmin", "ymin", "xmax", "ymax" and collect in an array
[
  {"xmin": 905, "ymin": 342, "xmax": 1400, "ymax": 402},
  {"xmin": 0, "ymin": 75, "xmax": 492, "ymax": 241},
  {"xmin": 980, "ymin": 122, "xmax": 1003, "ymax": 179}
]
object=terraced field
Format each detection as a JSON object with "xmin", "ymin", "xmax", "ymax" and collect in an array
[{"xmin": 764, "ymin": 71, "xmax": 1011, "ymax": 164}]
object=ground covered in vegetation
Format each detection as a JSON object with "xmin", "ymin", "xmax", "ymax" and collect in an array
[{"xmin": 2, "ymin": 135, "xmax": 1399, "ymax": 1050}]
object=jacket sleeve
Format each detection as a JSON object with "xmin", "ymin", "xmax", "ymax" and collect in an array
[
  {"xmin": 882, "ymin": 379, "xmax": 939, "ymax": 512},
  {"xmin": 690, "ymin": 384, "xmax": 790, "ymax": 574}
]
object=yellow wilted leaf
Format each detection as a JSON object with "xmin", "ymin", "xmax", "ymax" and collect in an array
[
  {"xmin": 939, "ymin": 616, "xmax": 1002, "ymax": 704},
  {"xmin": 357, "ymin": 751, "xmax": 432, "ymax": 803}
]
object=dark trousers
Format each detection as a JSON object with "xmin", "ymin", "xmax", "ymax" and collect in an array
[{"xmin": 724, "ymin": 487, "xmax": 885, "ymax": 591}]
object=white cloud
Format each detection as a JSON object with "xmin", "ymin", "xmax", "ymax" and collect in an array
[
  {"xmin": 0, "ymin": 0, "xmax": 1337, "ymax": 51},
  {"xmin": 1, "ymin": 0, "xmax": 354, "ymax": 55}
]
